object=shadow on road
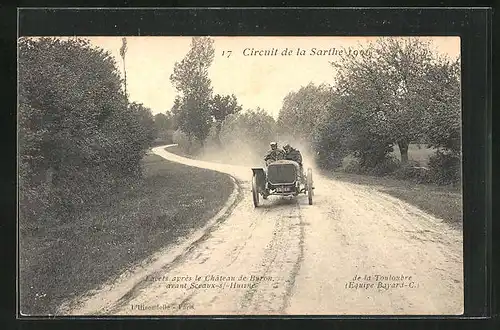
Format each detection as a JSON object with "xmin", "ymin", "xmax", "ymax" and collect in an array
[{"xmin": 256, "ymin": 196, "xmax": 301, "ymax": 209}]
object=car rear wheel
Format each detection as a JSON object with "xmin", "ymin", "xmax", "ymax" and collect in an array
[
  {"xmin": 252, "ymin": 174, "xmax": 260, "ymax": 207},
  {"xmin": 306, "ymin": 168, "xmax": 313, "ymax": 205}
]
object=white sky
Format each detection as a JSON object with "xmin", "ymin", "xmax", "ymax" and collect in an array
[{"xmin": 83, "ymin": 36, "xmax": 460, "ymax": 118}]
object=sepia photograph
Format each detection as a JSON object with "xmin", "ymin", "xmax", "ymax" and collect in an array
[{"xmin": 18, "ymin": 35, "xmax": 463, "ymax": 316}]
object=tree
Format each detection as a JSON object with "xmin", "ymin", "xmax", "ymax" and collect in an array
[
  {"xmin": 210, "ymin": 94, "xmax": 242, "ymax": 145},
  {"xmin": 419, "ymin": 57, "xmax": 461, "ymax": 185},
  {"xmin": 154, "ymin": 112, "xmax": 171, "ymax": 130},
  {"xmin": 219, "ymin": 107, "xmax": 276, "ymax": 152},
  {"xmin": 277, "ymin": 83, "xmax": 332, "ymax": 144},
  {"xmin": 18, "ymin": 37, "xmax": 152, "ymax": 218},
  {"xmin": 420, "ymin": 57, "xmax": 461, "ymax": 154},
  {"xmin": 119, "ymin": 37, "xmax": 128, "ymax": 101},
  {"xmin": 129, "ymin": 102, "xmax": 156, "ymax": 150},
  {"xmin": 169, "ymin": 97, "xmax": 182, "ymax": 131},
  {"xmin": 332, "ymin": 37, "xmax": 440, "ymax": 165},
  {"xmin": 170, "ymin": 37, "xmax": 215, "ymax": 149},
  {"xmin": 153, "ymin": 112, "xmax": 174, "ymax": 141},
  {"xmin": 311, "ymin": 96, "xmax": 350, "ymax": 168}
]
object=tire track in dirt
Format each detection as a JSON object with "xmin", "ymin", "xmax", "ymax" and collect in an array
[
  {"xmin": 238, "ymin": 200, "xmax": 305, "ymax": 313},
  {"xmin": 97, "ymin": 146, "xmax": 306, "ymax": 315},
  {"xmin": 280, "ymin": 204, "xmax": 306, "ymax": 314},
  {"xmin": 143, "ymin": 203, "xmax": 305, "ymax": 315}
]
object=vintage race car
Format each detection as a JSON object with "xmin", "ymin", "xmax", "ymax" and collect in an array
[{"xmin": 251, "ymin": 159, "xmax": 314, "ymax": 207}]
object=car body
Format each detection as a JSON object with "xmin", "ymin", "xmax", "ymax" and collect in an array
[{"xmin": 251, "ymin": 159, "xmax": 313, "ymax": 207}]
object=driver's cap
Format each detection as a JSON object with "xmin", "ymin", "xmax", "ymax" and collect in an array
[{"xmin": 270, "ymin": 141, "xmax": 277, "ymax": 147}]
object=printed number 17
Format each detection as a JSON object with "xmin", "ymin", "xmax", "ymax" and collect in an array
[{"xmin": 222, "ymin": 50, "xmax": 232, "ymax": 58}]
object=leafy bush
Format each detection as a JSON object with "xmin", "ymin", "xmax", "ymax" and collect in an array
[
  {"xmin": 427, "ymin": 150, "xmax": 461, "ymax": 185},
  {"xmin": 367, "ymin": 156, "xmax": 400, "ymax": 176},
  {"xmin": 311, "ymin": 118, "xmax": 349, "ymax": 170},
  {"xmin": 277, "ymin": 83, "xmax": 332, "ymax": 142},
  {"xmin": 341, "ymin": 155, "xmax": 362, "ymax": 174},
  {"xmin": 392, "ymin": 165, "xmax": 431, "ymax": 184},
  {"xmin": 172, "ymin": 129, "xmax": 202, "ymax": 154},
  {"xmin": 153, "ymin": 113, "xmax": 175, "ymax": 144},
  {"xmin": 18, "ymin": 37, "xmax": 154, "ymax": 222},
  {"xmin": 341, "ymin": 154, "xmax": 399, "ymax": 176},
  {"xmin": 317, "ymin": 151, "xmax": 345, "ymax": 170},
  {"xmin": 172, "ymin": 129, "xmax": 189, "ymax": 150}
]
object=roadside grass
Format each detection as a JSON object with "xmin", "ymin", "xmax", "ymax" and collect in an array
[
  {"xmin": 323, "ymin": 170, "xmax": 463, "ymax": 229},
  {"xmin": 19, "ymin": 154, "xmax": 234, "ymax": 315}
]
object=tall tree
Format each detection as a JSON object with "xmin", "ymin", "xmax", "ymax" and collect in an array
[
  {"xmin": 170, "ymin": 37, "xmax": 215, "ymax": 148},
  {"xmin": 311, "ymin": 95, "xmax": 350, "ymax": 168},
  {"xmin": 332, "ymin": 37, "xmax": 441, "ymax": 164},
  {"xmin": 128, "ymin": 102, "xmax": 156, "ymax": 156},
  {"xmin": 277, "ymin": 83, "xmax": 332, "ymax": 144},
  {"xmin": 210, "ymin": 94, "xmax": 242, "ymax": 145},
  {"xmin": 119, "ymin": 37, "xmax": 128, "ymax": 101},
  {"xmin": 420, "ymin": 57, "xmax": 461, "ymax": 154}
]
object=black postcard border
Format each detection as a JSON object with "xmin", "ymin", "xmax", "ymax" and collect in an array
[{"xmin": 4, "ymin": 6, "xmax": 494, "ymax": 329}]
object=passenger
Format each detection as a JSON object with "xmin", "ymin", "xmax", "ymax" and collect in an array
[
  {"xmin": 283, "ymin": 143, "xmax": 304, "ymax": 177},
  {"xmin": 283, "ymin": 144, "xmax": 303, "ymax": 165}
]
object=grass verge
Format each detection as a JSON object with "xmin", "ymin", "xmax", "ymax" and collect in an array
[
  {"xmin": 19, "ymin": 154, "xmax": 234, "ymax": 315},
  {"xmin": 323, "ymin": 170, "xmax": 463, "ymax": 228}
]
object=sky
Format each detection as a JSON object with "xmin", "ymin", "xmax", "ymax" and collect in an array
[{"xmin": 83, "ymin": 36, "xmax": 460, "ymax": 118}]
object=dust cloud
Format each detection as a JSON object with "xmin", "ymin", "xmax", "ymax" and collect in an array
[
  {"xmin": 196, "ymin": 134, "xmax": 321, "ymax": 175},
  {"xmin": 196, "ymin": 141, "xmax": 267, "ymax": 168}
]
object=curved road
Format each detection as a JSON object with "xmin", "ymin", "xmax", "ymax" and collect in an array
[{"xmin": 64, "ymin": 144, "xmax": 463, "ymax": 316}]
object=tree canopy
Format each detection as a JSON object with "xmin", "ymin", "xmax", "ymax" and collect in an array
[
  {"xmin": 274, "ymin": 37, "xmax": 461, "ymax": 182},
  {"xmin": 169, "ymin": 37, "xmax": 215, "ymax": 146},
  {"xmin": 277, "ymin": 83, "xmax": 332, "ymax": 143},
  {"xmin": 19, "ymin": 37, "xmax": 155, "ymax": 218}
]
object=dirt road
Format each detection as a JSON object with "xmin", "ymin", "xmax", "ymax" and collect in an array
[{"xmin": 63, "ymin": 145, "xmax": 463, "ymax": 316}]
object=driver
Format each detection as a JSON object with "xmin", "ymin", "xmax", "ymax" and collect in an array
[{"xmin": 264, "ymin": 142, "xmax": 285, "ymax": 164}]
